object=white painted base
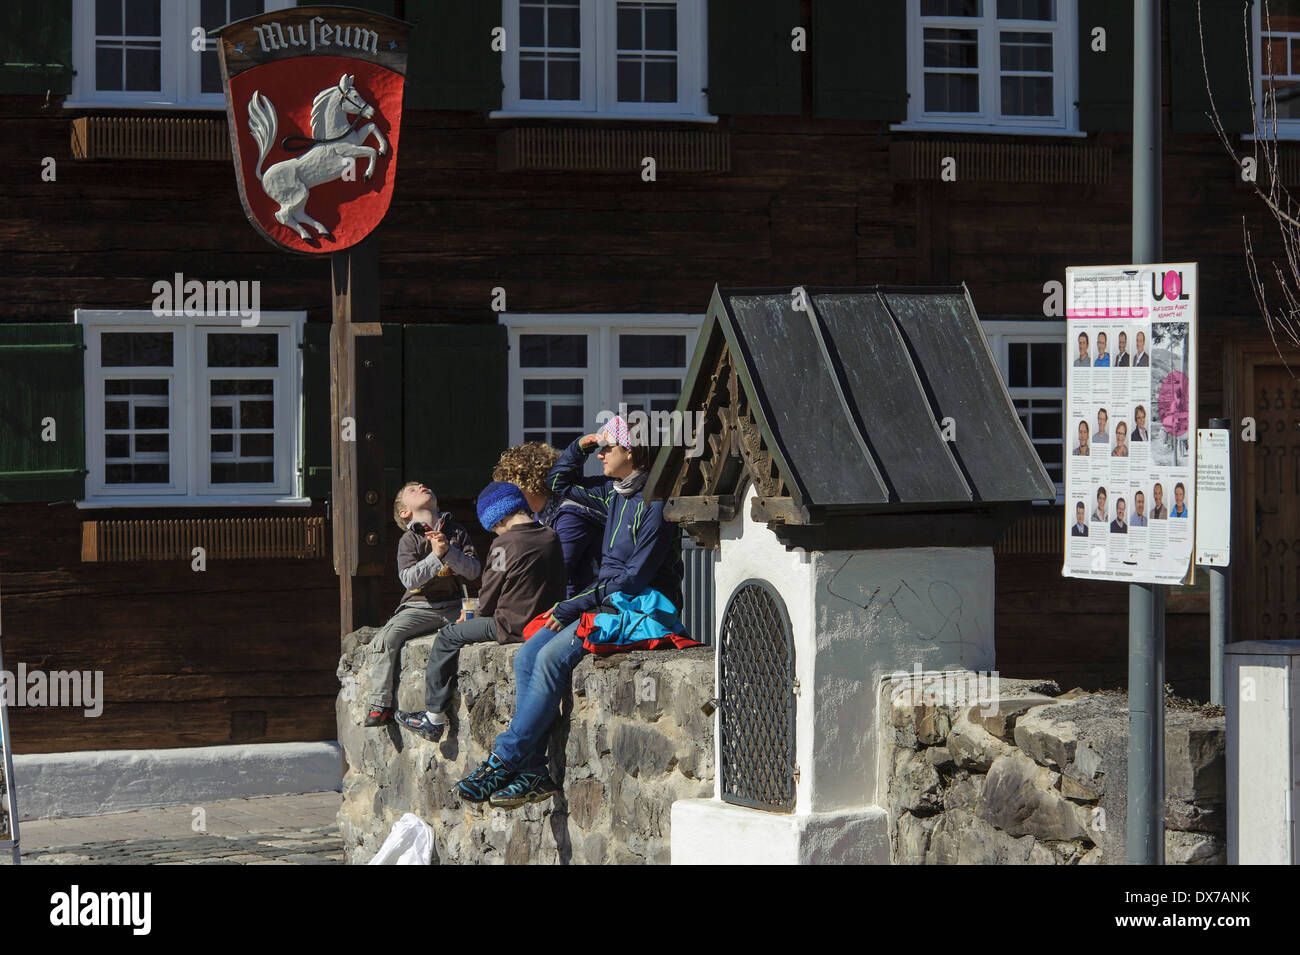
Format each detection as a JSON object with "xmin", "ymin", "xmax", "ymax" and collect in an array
[
  {"xmin": 670, "ymin": 798, "xmax": 890, "ymax": 865},
  {"xmin": 12, "ymin": 741, "xmax": 343, "ymax": 821}
]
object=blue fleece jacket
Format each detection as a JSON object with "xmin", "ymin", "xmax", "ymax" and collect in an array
[{"xmin": 547, "ymin": 438, "xmax": 683, "ymax": 625}]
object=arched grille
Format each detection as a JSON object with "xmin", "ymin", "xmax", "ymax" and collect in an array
[{"xmin": 719, "ymin": 580, "xmax": 796, "ymax": 812}]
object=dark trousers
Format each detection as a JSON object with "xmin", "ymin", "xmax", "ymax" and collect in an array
[{"xmin": 425, "ymin": 615, "xmax": 499, "ymax": 713}]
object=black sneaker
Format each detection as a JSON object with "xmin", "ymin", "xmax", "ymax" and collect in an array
[
  {"xmin": 364, "ymin": 706, "xmax": 393, "ymax": 727},
  {"xmin": 455, "ymin": 753, "xmax": 515, "ymax": 803},
  {"xmin": 395, "ymin": 709, "xmax": 445, "ymax": 743},
  {"xmin": 489, "ymin": 770, "xmax": 559, "ymax": 809}
]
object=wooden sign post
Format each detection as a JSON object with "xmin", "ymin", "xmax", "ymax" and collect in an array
[
  {"xmin": 330, "ymin": 236, "xmax": 386, "ymax": 631},
  {"xmin": 216, "ymin": 7, "xmax": 411, "ymax": 636}
]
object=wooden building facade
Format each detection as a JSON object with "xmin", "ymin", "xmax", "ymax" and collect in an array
[{"xmin": 0, "ymin": 0, "xmax": 1290, "ymax": 752}]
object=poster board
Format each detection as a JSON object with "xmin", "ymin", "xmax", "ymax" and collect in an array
[{"xmin": 1062, "ymin": 263, "xmax": 1198, "ymax": 585}]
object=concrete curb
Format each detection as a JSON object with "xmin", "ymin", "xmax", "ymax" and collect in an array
[{"xmin": 12, "ymin": 741, "xmax": 343, "ymax": 821}]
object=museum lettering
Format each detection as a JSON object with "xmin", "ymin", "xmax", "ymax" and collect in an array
[{"xmin": 253, "ymin": 15, "xmax": 380, "ymax": 56}]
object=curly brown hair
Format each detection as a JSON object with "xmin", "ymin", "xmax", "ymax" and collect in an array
[{"xmin": 492, "ymin": 442, "xmax": 561, "ymax": 496}]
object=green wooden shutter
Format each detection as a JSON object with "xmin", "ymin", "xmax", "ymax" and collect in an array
[
  {"xmin": 0, "ymin": 0, "xmax": 74, "ymax": 95},
  {"xmin": 301, "ymin": 323, "xmax": 404, "ymax": 499},
  {"xmin": 404, "ymin": 0, "xmax": 503, "ymax": 111},
  {"xmin": 707, "ymin": 0, "xmax": 802, "ymax": 115},
  {"xmin": 403, "ymin": 323, "xmax": 507, "ymax": 502},
  {"xmin": 1077, "ymin": 0, "xmax": 1134, "ymax": 131},
  {"xmin": 812, "ymin": 0, "xmax": 906, "ymax": 120},
  {"xmin": 0, "ymin": 324, "xmax": 85, "ymax": 502},
  {"xmin": 1170, "ymin": 0, "xmax": 1254, "ymax": 134},
  {"xmin": 301, "ymin": 323, "xmax": 332, "ymax": 498}
]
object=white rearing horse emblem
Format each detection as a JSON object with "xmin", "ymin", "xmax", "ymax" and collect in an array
[{"xmin": 246, "ymin": 73, "xmax": 388, "ymax": 241}]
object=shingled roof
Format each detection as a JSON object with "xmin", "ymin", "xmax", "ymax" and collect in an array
[{"xmin": 648, "ymin": 285, "xmax": 1056, "ymax": 549}]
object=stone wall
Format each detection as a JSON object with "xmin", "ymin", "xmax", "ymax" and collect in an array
[
  {"xmin": 336, "ymin": 628, "xmax": 714, "ymax": 864},
  {"xmin": 885, "ymin": 675, "xmax": 1226, "ymax": 864}
]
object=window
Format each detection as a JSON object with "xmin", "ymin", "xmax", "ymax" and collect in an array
[
  {"xmin": 1256, "ymin": 1, "xmax": 1300, "ymax": 138},
  {"xmin": 983, "ymin": 320, "xmax": 1066, "ymax": 500},
  {"xmin": 502, "ymin": 315, "xmax": 702, "ymax": 471},
  {"xmin": 899, "ymin": 0, "xmax": 1081, "ymax": 135},
  {"xmin": 498, "ymin": 0, "xmax": 711, "ymax": 120},
  {"xmin": 77, "ymin": 311, "xmax": 306, "ymax": 506},
  {"xmin": 68, "ymin": 0, "xmax": 295, "ymax": 109}
]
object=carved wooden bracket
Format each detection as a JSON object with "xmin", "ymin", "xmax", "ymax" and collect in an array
[
  {"xmin": 750, "ymin": 496, "xmax": 810, "ymax": 526},
  {"xmin": 665, "ymin": 494, "xmax": 737, "ymax": 523}
]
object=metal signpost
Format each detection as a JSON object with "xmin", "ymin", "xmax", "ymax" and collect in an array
[
  {"xmin": 1198, "ymin": 420, "xmax": 1232, "ymax": 704},
  {"xmin": 1131, "ymin": 0, "xmax": 1164, "ymax": 865}
]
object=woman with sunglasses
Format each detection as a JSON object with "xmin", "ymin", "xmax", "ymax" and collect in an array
[{"xmin": 453, "ymin": 414, "xmax": 683, "ymax": 808}]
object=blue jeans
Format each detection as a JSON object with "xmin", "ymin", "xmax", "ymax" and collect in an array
[{"xmin": 493, "ymin": 619, "xmax": 589, "ymax": 771}]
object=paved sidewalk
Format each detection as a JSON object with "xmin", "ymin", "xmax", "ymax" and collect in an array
[{"xmin": 2, "ymin": 791, "xmax": 344, "ymax": 865}]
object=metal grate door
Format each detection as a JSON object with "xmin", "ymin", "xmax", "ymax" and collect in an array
[{"xmin": 719, "ymin": 579, "xmax": 796, "ymax": 812}]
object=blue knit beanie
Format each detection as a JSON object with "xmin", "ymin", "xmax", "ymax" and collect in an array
[{"xmin": 477, "ymin": 481, "xmax": 529, "ymax": 533}]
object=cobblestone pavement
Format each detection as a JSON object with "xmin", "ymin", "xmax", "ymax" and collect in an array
[{"xmin": 1, "ymin": 792, "xmax": 344, "ymax": 865}]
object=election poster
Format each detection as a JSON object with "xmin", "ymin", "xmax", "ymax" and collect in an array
[{"xmin": 1062, "ymin": 263, "xmax": 1197, "ymax": 585}]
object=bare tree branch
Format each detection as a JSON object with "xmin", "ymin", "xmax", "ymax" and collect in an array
[{"xmin": 1200, "ymin": 0, "xmax": 1300, "ymax": 358}]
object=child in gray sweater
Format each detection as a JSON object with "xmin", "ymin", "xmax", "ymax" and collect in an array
[{"xmin": 364, "ymin": 481, "xmax": 480, "ymax": 727}]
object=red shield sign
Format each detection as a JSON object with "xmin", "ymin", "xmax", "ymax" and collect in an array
[{"xmin": 215, "ymin": 7, "xmax": 410, "ymax": 254}]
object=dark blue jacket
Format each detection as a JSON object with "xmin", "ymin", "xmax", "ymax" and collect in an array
[
  {"xmin": 547, "ymin": 439, "xmax": 683, "ymax": 624},
  {"xmin": 538, "ymin": 496, "xmax": 604, "ymax": 599}
]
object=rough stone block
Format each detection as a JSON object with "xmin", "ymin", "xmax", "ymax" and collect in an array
[
  {"xmin": 1165, "ymin": 724, "xmax": 1226, "ymax": 804},
  {"xmin": 977, "ymin": 752, "xmax": 1085, "ymax": 842},
  {"xmin": 1166, "ymin": 829, "xmax": 1226, "ymax": 865},
  {"xmin": 948, "ymin": 714, "xmax": 1014, "ymax": 771},
  {"xmin": 891, "ymin": 751, "xmax": 943, "ymax": 816},
  {"xmin": 968, "ymin": 694, "xmax": 1056, "ymax": 742},
  {"xmin": 895, "ymin": 811, "xmax": 936, "ymax": 862}
]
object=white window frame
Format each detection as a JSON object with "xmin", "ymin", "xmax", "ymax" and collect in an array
[
  {"xmin": 76, "ymin": 309, "xmax": 309, "ymax": 508},
  {"xmin": 983, "ymin": 318, "xmax": 1067, "ymax": 503},
  {"xmin": 500, "ymin": 314, "xmax": 703, "ymax": 455},
  {"xmin": 65, "ymin": 0, "xmax": 296, "ymax": 110},
  {"xmin": 895, "ymin": 0, "xmax": 1085, "ymax": 137},
  {"xmin": 1252, "ymin": 1, "xmax": 1300, "ymax": 141},
  {"xmin": 494, "ymin": 0, "xmax": 715, "ymax": 122}
]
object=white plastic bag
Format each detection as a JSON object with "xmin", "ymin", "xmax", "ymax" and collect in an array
[{"xmin": 367, "ymin": 812, "xmax": 434, "ymax": 865}]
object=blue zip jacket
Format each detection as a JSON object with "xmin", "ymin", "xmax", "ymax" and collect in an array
[
  {"xmin": 587, "ymin": 589, "xmax": 693, "ymax": 647},
  {"xmin": 547, "ymin": 438, "xmax": 683, "ymax": 625}
]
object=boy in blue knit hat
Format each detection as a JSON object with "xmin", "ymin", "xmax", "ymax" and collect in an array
[{"xmin": 395, "ymin": 482, "xmax": 565, "ymax": 754}]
